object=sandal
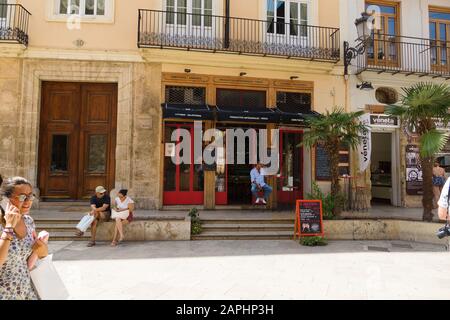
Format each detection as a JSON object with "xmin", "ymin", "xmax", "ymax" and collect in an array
[
  {"xmin": 75, "ymin": 230, "xmax": 84, "ymax": 237},
  {"xmin": 110, "ymin": 241, "xmax": 118, "ymax": 247},
  {"xmin": 87, "ymin": 241, "xmax": 96, "ymax": 247}
]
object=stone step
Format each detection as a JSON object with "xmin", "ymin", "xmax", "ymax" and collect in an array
[
  {"xmin": 40, "ymin": 231, "xmax": 91, "ymax": 241},
  {"xmin": 200, "ymin": 219, "xmax": 295, "ymax": 225},
  {"xmin": 35, "ymin": 224, "xmax": 79, "ymax": 232},
  {"xmin": 192, "ymin": 233, "xmax": 293, "ymax": 240},
  {"xmin": 201, "ymin": 224, "xmax": 293, "ymax": 232}
]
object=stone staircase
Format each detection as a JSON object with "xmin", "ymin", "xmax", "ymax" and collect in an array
[
  {"xmin": 192, "ymin": 218, "xmax": 295, "ymax": 240},
  {"xmin": 34, "ymin": 201, "xmax": 90, "ymax": 241}
]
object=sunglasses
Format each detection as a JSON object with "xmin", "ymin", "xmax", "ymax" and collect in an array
[{"xmin": 15, "ymin": 194, "xmax": 36, "ymax": 202}]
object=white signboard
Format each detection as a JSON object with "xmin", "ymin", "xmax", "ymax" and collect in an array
[
  {"xmin": 165, "ymin": 143, "xmax": 175, "ymax": 157},
  {"xmin": 359, "ymin": 113, "xmax": 372, "ymax": 172}
]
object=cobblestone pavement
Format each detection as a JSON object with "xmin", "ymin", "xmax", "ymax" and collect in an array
[{"xmin": 48, "ymin": 240, "xmax": 450, "ymax": 300}]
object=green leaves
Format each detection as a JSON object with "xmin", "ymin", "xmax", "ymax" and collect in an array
[
  {"xmin": 419, "ymin": 129, "xmax": 449, "ymax": 158},
  {"xmin": 387, "ymin": 82, "xmax": 450, "ymax": 133},
  {"xmin": 302, "ymin": 107, "xmax": 368, "ymax": 151}
]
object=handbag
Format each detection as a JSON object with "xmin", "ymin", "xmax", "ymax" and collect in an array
[
  {"xmin": 76, "ymin": 214, "xmax": 95, "ymax": 233},
  {"xmin": 111, "ymin": 209, "xmax": 129, "ymax": 220},
  {"xmin": 30, "ymin": 255, "xmax": 69, "ymax": 300},
  {"xmin": 127, "ymin": 211, "xmax": 134, "ymax": 223}
]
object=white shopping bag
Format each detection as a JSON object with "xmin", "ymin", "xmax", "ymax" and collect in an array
[
  {"xmin": 30, "ymin": 255, "xmax": 69, "ymax": 300},
  {"xmin": 76, "ymin": 214, "xmax": 95, "ymax": 232}
]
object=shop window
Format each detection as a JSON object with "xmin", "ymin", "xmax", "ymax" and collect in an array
[
  {"xmin": 165, "ymin": 86, "xmax": 206, "ymax": 105},
  {"xmin": 375, "ymin": 87, "xmax": 398, "ymax": 104},
  {"xmin": 277, "ymin": 92, "xmax": 311, "ymax": 113},
  {"xmin": 216, "ymin": 89, "xmax": 267, "ymax": 108}
]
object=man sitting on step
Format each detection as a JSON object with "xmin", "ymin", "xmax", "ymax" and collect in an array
[
  {"xmin": 250, "ymin": 162, "xmax": 272, "ymax": 205},
  {"xmin": 75, "ymin": 186, "xmax": 111, "ymax": 247}
]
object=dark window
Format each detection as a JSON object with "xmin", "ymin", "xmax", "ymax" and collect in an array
[
  {"xmin": 276, "ymin": 92, "xmax": 311, "ymax": 113},
  {"xmin": 50, "ymin": 135, "xmax": 69, "ymax": 173},
  {"xmin": 0, "ymin": 0, "xmax": 7, "ymax": 19},
  {"xmin": 216, "ymin": 89, "xmax": 267, "ymax": 108},
  {"xmin": 165, "ymin": 86, "xmax": 206, "ymax": 105}
]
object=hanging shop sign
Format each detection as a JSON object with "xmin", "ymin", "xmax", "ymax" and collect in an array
[
  {"xmin": 295, "ymin": 200, "xmax": 324, "ymax": 238},
  {"xmin": 358, "ymin": 113, "xmax": 371, "ymax": 172},
  {"xmin": 369, "ymin": 114, "xmax": 400, "ymax": 128},
  {"xmin": 405, "ymin": 144, "xmax": 423, "ymax": 195}
]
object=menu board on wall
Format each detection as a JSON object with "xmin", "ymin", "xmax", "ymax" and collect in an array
[
  {"xmin": 315, "ymin": 144, "xmax": 350, "ymax": 180},
  {"xmin": 405, "ymin": 144, "xmax": 423, "ymax": 195},
  {"xmin": 295, "ymin": 200, "xmax": 324, "ymax": 237},
  {"xmin": 315, "ymin": 144, "xmax": 331, "ymax": 181}
]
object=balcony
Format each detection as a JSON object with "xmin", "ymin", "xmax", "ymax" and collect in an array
[
  {"xmin": 356, "ymin": 34, "xmax": 450, "ymax": 79},
  {"xmin": 138, "ymin": 9, "xmax": 340, "ymax": 62},
  {"xmin": 0, "ymin": 4, "xmax": 31, "ymax": 46}
]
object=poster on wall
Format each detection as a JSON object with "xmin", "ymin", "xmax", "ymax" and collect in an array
[{"xmin": 405, "ymin": 144, "xmax": 423, "ymax": 195}]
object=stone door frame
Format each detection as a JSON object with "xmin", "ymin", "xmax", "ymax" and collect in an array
[{"xmin": 19, "ymin": 59, "xmax": 134, "ymax": 201}]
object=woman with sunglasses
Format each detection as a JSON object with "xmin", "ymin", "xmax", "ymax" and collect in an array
[{"xmin": 0, "ymin": 177, "xmax": 49, "ymax": 300}]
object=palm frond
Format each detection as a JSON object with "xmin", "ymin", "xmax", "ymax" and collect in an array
[{"xmin": 419, "ymin": 129, "xmax": 449, "ymax": 158}]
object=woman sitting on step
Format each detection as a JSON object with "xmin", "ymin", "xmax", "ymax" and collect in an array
[{"xmin": 111, "ymin": 189, "xmax": 135, "ymax": 247}]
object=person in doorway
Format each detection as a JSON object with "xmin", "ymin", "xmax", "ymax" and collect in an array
[
  {"xmin": 110, "ymin": 189, "xmax": 135, "ymax": 247},
  {"xmin": 84, "ymin": 186, "xmax": 111, "ymax": 247},
  {"xmin": 433, "ymin": 161, "xmax": 446, "ymax": 209},
  {"xmin": 250, "ymin": 162, "xmax": 273, "ymax": 205}
]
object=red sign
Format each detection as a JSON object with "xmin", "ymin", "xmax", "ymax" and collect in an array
[{"xmin": 295, "ymin": 200, "xmax": 324, "ymax": 238}]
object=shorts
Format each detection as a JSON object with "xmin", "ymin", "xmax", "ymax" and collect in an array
[{"xmin": 97, "ymin": 211, "xmax": 111, "ymax": 222}]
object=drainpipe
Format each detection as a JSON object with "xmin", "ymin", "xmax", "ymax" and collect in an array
[{"xmin": 224, "ymin": 0, "xmax": 230, "ymax": 48}]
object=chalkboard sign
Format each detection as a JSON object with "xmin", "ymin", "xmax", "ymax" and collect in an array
[
  {"xmin": 295, "ymin": 200, "xmax": 324, "ymax": 237},
  {"xmin": 315, "ymin": 144, "xmax": 331, "ymax": 181}
]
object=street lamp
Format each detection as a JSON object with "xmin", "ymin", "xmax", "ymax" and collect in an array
[{"xmin": 344, "ymin": 12, "xmax": 374, "ymax": 76}]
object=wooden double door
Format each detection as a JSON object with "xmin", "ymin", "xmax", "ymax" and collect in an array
[{"xmin": 38, "ymin": 82, "xmax": 118, "ymax": 200}]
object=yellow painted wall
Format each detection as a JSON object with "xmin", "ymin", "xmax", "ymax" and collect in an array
[
  {"xmin": 318, "ymin": 0, "xmax": 340, "ymax": 28},
  {"xmin": 15, "ymin": 0, "xmax": 340, "ymax": 51}
]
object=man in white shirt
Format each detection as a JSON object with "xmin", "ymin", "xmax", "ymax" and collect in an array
[
  {"xmin": 438, "ymin": 177, "xmax": 450, "ymax": 221},
  {"xmin": 250, "ymin": 162, "xmax": 273, "ymax": 205}
]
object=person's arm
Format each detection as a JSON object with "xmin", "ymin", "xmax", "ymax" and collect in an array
[
  {"xmin": 128, "ymin": 202, "xmax": 135, "ymax": 213},
  {"xmin": 0, "ymin": 205, "xmax": 21, "ymax": 268}
]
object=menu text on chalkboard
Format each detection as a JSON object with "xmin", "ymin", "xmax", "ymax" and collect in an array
[
  {"xmin": 315, "ymin": 144, "xmax": 331, "ymax": 181},
  {"xmin": 295, "ymin": 200, "xmax": 324, "ymax": 237}
]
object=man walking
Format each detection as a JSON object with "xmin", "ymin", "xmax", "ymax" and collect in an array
[
  {"xmin": 87, "ymin": 186, "xmax": 111, "ymax": 247},
  {"xmin": 250, "ymin": 163, "xmax": 272, "ymax": 205}
]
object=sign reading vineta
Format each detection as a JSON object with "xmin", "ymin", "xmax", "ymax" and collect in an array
[{"xmin": 295, "ymin": 200, "xmax": 324, "ymax": 238}]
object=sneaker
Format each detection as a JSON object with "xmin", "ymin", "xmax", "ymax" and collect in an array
[
  {"xmin": 255, "ymin": 198, "xmax": 261, "ymax": 204},
  {"xmin": 261, "ymin": 199, "xmax": 267, "ymax": 205}
]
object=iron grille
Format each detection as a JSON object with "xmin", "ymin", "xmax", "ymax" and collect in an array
[
  {"xmin": 165, "ymin": 86, "xmax": 206, "ymax": 105},
  {"xmin": 216, "ymin": 89, "xmax": 266, "ymax": 108},
  {"xmin": 277, "ymin": 92, "xmax": 311, "ymax": 113}
]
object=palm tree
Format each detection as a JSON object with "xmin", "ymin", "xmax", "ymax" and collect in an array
[
  {"xmin": 386, "ymin": 83, "xmax": 450, "ymax": 222},
  {"xmin": 302, "ymin": 108, "xmax": 367, "ymax": 215}
]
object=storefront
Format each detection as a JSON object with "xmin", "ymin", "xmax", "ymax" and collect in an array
[
  {"xmin": 368, "ymin": 114, "xmax": 402, "ymax": 207},
  {"xmin": 160, "ymin": 73, "xmax": 315, "ymax": 209}
]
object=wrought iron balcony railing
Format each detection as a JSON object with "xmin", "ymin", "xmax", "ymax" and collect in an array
[
  {"xmin": 356, "ymin": 34, "xmax": 450, "ymax": 79},
  {"xmin": 0, "ymin": 4, "xmax": 31, "ymax": 46},
  {"xmin": 138, "ymin": 9, "xmax": 340, "ymax": 62}
]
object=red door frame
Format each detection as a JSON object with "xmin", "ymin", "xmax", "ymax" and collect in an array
[
  {"xmin": 277, "ymin": 129, "xmax": 304, "ymax": 205},
  {"xmin": 163, "ymin": 122, "xmax": 204, "ymax": 205}
]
